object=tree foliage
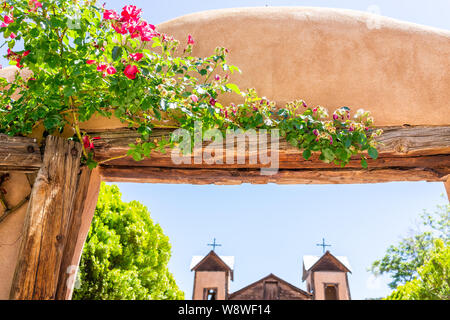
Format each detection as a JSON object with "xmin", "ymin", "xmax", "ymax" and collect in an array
[
  {"xmin": 370, "ymin": 201, "xmax": 449, "ymax": 290},
  {"xmin": 72, "ymin": 183, "xmax": 184, "ymax": 300},
  {"xmin": 386, "ymin": 239, "xmax": 450, "ymax": 300}
]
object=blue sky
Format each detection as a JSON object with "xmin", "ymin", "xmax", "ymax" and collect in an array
[{"xmin": 102, "ymin": 0, "xmax": 449, "ymax": 300}]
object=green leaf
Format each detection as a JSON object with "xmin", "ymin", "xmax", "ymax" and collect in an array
[
  {"xmin": 368, "ymin": 147, "xmax": 379, "ymax": 160},
  {"xmin": 303, "ymin": 149, "xmax": 311, "ymax": 160},
  {"xmin": 361, "ymin": 157, "xmax": 368, "ymax": 168},
  {"xmin": 112, "ymin": 46, "xmax": 122, "ymax": 61},
  {"xmin": 322, "ymin": 148, "xmax": 335, "ymax": 163},
  {"xmin": 225, "ymin": 83, "xmax": 241, "ymax": 95}
]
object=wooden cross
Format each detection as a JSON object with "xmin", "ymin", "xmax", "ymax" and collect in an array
[
  {"xmin": 316, "ymin": 238, "xmax": 331, "ymax": 253},
  {"xmin": 207, "ymin": 238, "xmax": 222, "ymax": 251}
]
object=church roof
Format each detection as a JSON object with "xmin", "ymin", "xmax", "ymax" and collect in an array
[
  {"xmin": 302, "ymin": 251, "xmax": 352, "ymax": 281},
  {"xmin": 228, "ymin": 273, "xmax": 312, "ymax": 300},
  {"xmin": 190, "ymin": 250, "xmax": 235, "ymax": 280}
]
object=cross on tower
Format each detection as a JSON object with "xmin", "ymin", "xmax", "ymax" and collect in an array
[
  {"xmin": 316, "ymin": 238, "xmax": 331, "ymax": 253},
  {"xmin": 207, "ymin": 238, "xmax": 222, "ymax": 251}
]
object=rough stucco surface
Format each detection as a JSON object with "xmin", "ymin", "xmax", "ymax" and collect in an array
[
  {"xmin": 0, "ymin": 173, "xmax": 30, "ymax": 300},
  {"xmin": 313, "ymin": 271, "xmax": 350, "ymax": 300},
  {"xmin": 193, "ymin": 271, "xmax": 227, "ymax": 300},
  {"xmin": 157, "ymin": 7, "xmax": 450, "ymax": 127}
]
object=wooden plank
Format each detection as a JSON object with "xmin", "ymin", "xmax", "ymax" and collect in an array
[
  {"xmin": 445, "ymin": 177, "xmax": 450, "ymax": 202},
  {"xmin": 100, "ymin": 166, "xmax": 450, "ymax": 185},
  {"xmin": 2, "ymin": 126, "xmax": 449, "ymax": 171},
  {"xmin": 55, "ymin": 167, "xmax": 101, "ymax": 300},
  {"xmin": 9, "ymin": 136, "xmax": 82, "ymax": 300},
  {"xmin": 91, "ymin": 126, "xmax": 450, "ymax": 170},
  {"xmin": 0, "ymin": 134, "xmax": 42, "ymax": 172}
]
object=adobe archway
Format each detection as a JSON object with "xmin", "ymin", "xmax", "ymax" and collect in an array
[{"xmin": 0, "ymin": 7, "xmax": 449, "ymax": 300}]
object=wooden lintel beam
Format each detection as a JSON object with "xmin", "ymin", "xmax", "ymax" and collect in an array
[
  {"xmin": 0, "ymin": 134, "xmax": 41, "ymax": 171},
  {"xmin": 100, "ymin": 166, "xmax": 449, "ymax": 185}
]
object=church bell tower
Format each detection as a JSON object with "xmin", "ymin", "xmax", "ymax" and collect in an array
[
  {"xmin": 302, "ymin": 251, "xmax": 352, "ymax": 300},
  {"xmin": 190, "ymin": 250, "xmax": 234, "ymax": 300}
]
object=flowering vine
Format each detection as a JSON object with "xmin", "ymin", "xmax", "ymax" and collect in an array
[{"xmin": 0, "ymin": 0, "xmax": 381, "ymax": 169}]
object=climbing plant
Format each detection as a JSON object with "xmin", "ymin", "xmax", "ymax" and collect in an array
[{"xmin": 0, "ymin": 0, "xmax": 382, "ymax": 168}]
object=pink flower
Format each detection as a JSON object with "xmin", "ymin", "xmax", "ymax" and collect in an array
[
  {"xmin": 190, "ymin": 94, "xmax": 199, "ymax": 103},
  {"xmin": 333, "ymin": 113, "xmax": 339, "ymax": 120},
  {"xmin": 0, "ymin": 23, "xmax": 7, "ymax": 28},
  {"xmin": 209, "ymin": 98, "xmax": 216, "ymax": 106},
  {"xmin": 106, "ymin": 66, "xmax": 117, "ymax": 75},
  {"xmin": 86, "ymin": 60, "xmax": 96, "ymax": 65},
  {"xmin": 29, "ymin": 0, "xmax": 42, "ymax": 10},
  {"xmin": 302, "ymin": 101, "xmax": 308, "ymax": 108},
  {"xmin": 121, "ymin": 5, "xmax": 142, "ymax": 22},
  {"xmin": 187, "ymin": 34, "xmax": 194, "ymax": 45},
  {"xmin": 329, "ymin": 136, "xmax": 333, "ymax": 145},
  {"xmin": 124, "ymin": 64, "xmax": 139, "ymax": 79},
  {"xmin": 214, "ymin": 74, "xmax": 220, "ymax": 81},
  {"xmin": 112, "ymin": 22, "xmax": 127, "ymax": 34},
  {"xmin": 10, "ymin": 32, "xmax": 16, "ymax": 39},
  {"xmin": 349, "ymin": 125, "xmax": 354, "ymax": 132},
  {"xmin": 97, "ymin": 64, "xmax": 107, "ymax": 72},
  {"xmin": 129, "ymin": 52, "xmax": 143, "ymax": 61},
  {"xmin": 313, "ymin": 129, "xmax": 319, "ymax": 136},
  {"xmin": 4, "ymin": 15, "xmax": 13, "ymax": 25},
  {"xmin": 103, "ymin": 9, "xmax": 119, "ymax": 20}
]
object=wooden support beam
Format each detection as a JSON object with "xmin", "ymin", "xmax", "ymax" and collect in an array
[
  {"xmin": 0, "ymin": 134, "xmax": 41, "ymax": 172},
  {"xmin": 100, "ymin": 166, "xmax": 449, "ymax": 185},
  {"xmin": 9, "ymin": 136, "xmax": 82, "ymax": 300},
  {"xmin": 91, "ymin": 126, "xmax": 450, "ymax": 169},
  {"xmin": 55, "ymin": 167, "xmax": 101, "ymax": 300},
  {"xmin": 445, "ymin": 177, "xmax": 450, "ymax": 202}
]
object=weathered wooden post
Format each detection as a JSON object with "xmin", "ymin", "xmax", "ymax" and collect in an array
[
  {"xmin": 55, "ymin": 166, "xmax": 101, "ymax": 300},
  {"xmin": 9, "ymin": 136, "xmax": 83, "ymax": 299}
]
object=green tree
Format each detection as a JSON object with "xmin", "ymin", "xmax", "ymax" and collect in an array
[
  {"xmin": 370, "ymin": 201, "xmax": 449, "ymax": 289},
  {"xmin": 386, "ymin": 239, "xmax": 450, "ymax": 300},
  {"xmin": 72, "ymin": 183, "xmax": 184, "ymax": 300}
]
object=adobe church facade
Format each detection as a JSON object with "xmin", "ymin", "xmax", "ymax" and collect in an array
[{"xmin": 190, "ymin": 250, "xmax": 352, "ymax": 300}]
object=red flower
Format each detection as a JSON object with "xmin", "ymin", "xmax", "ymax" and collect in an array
[
  {"xmin": 121, "ymin": 5, "xmax": 142, "ymax": 22},
  {"xmin": 4, "ymin": 15, "xmax": 13, "ymax": 25},
  {"xmin": 23, "ymin": 50, "xmax": 30, "ymax": 57},
  {"xmin": 103, "ymin": 9, "xmax": 119, "ymax": 20},
  {"xmin": 112, "ymin": 21, "xmax": 127, "ymax": 34},
  {"xmin": 129, "ymin": 53, "xmax": 143, "ymax": 61},
  {"xmin": 106, "ymin": 66, "xmax": 117, "ymax": 75},
  {"xmin": 86, "ymin": 59, "xmax": 96, "ymax": 65},
  {"xmin": 209, "ymin": 98, "xmax": 216, "ymax": 106},
  {"xmin": 124, "ymin": 64, "xmax": 139, "ymax": 79},
  {"xmin": 82, "ymin": 136, "xmax": 91, "ymax": 150},
  {"xmin": 187, "ymin": 34, "xmax": 195, "ymax": 45},
  {"xmin": 97, "ymin": 64, "xmax": 107, "ymax": 72}
]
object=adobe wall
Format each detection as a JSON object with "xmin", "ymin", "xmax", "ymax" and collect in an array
[
  {"xmin": 0, "ymin": 172, "xmax": 32, "ymax": 300},
  {"xmin": 193, "ymin": 271, "xmax": 228, "ymax": 300},
  {"xmin": 156, "ymin": 7, "xmax": 450, "ymax": 127},
  {"xmin": 313, "ymin": 271, "xmax": 350, "ymax": 300}
]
